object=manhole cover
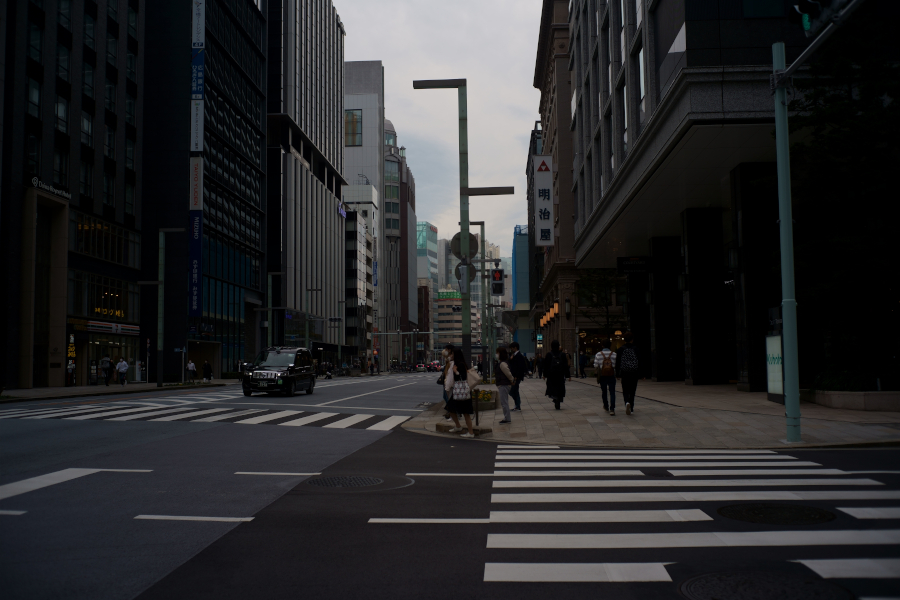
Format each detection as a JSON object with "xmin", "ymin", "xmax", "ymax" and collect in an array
[
  {"xmin": 717, "ymin": 503, "xmax": 835, "ymax": 525},
  {"xmin": 306, "ymin": 476, "xmax": 384, "ymax": 488},
  {"xmin": 681, "ymin": 571, "xmax": 853, "ymax": 600},
  {"xmin": 416, "ymin": 402, "xmax": 435, "ymax": 408}
]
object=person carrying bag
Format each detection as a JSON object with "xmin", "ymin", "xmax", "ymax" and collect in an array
[{"xmin": 443, "ymin": 348, "xmax": 475, "ymax": 438}]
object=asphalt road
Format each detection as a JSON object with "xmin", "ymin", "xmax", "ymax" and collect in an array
[{"xmin": 2, "ymin": 375, "xmax": 900, "ymax": 599}]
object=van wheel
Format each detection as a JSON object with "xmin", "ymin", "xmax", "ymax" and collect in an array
[{"xmin": 285, "ymin": 381, "xmax": 295, "ymax": 397}]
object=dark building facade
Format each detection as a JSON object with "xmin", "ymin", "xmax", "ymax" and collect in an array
[
  {"xmin": 142, "ymin": 0, "xmax": 266, "ymax": 381},
  {"xmin": 1, "ymin": 0, "xmax": 145, "ymax": 389}
]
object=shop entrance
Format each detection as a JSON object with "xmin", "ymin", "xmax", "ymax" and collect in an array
[{"xmin": 188, "ymin": 340, "xmax": 221, "ymax": 380}]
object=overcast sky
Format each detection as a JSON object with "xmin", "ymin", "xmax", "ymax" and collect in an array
[{"xmin": 338, "ymin": 0, "xmax": 544, "ymax": 256}]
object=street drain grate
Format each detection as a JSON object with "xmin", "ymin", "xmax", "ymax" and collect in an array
[
  {"xmin": 416, "ymin": 402, "xmax": 435, "ymax": 408},
  {"xmin": 717, "ymin": 503, "xmax": 836, "ymax": 525},
  {"xmin": 306, "ymin": 476, "xmax": 384, "ymax": 488},
  {"xmin": 680, "ymin": 571, "xmax": 853, "ymax": 600}
]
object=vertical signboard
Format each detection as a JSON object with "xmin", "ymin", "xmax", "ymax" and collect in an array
[
  {"xmin": 190, "ymin": 1, "xmax": 204, "ymax": 152},
  {"xmin": 189, "ymin": 158, "xmax": 203, "ymax": 317},
  {"xmin": 533, "ymin": 156, "xmax": 554, "ymax": 247}
]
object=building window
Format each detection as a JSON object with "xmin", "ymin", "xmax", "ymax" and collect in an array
[
  {"xmin": 125, "ymin": 138, "xmax": 134, "ymax": 170},
  {"xmin": 80, "ymin": 161, "xmax": 93, "ymax": 196},
  {"xmin": 27, "ymin": 78, "xmax": 41, "ymax": 118},
  {"xmin": 385, "ymin": 160, "xmax": 399, "ymax": 183},
  {"xmin": 69, "ymin": 213, "xmax": 141, "ymax": 268},
  {"xmin": 57, "ymin": 45, "xmax": 70, "ymax": 81},
  {"xmin": 26, "ymin": 135, "xmax": 41, "ymax": 175},
  {"xmin": 637, "ymin": 47, "xmax": 646, "ymax": 124},
  {"xmin": 127, "ymin": 7, "xmax": 137, "ymax": 37},
  {"xmin": 107, "ymin": 0, "xmax": 118, "ymax": 19},
  {"xmin": 105, "ymin": 80, "xmax": 116, "ymax": 112},
  {"xmin": 107, "ymin": 34, "xmax": 118, "ymax": 64},
  {"xmin": 56, "ymin": 96, "xmax": 68, "ymax": 132},
  {"xmin": 125, "ymin": 95, "xmax": 135, "ymax": 125},
  {"xmin": 28, "ymin": 22, "xmax": 42, "ymax": 62},
  {"xmin": 392, "ymin": 219, "xmax": 400, "ymax": 230},
  {"xmin": 83, "ymin": 63, "xmax": 94, "ymax": 97},
  {"xmin": 126, "ymin": 52, "xmax": 136, "ymax": 80},
  {"xmin": 84, "ymin": 15, "xmax": 95, "ymax": 50},
  {"xmin": 59, "ymin": 0, "xmax": 72, "ymax": 29},
  {"xmin": 125, "ymin": 183, "xmax": 134, "ymax": 215},
  {"xmin": 53, "ymin": 147, "xmax": 69, "ymax": 186},
  {"xmin": 105, "ymin": 126, "xmax": 116, "ymax": 158},
  {"xmin": 385, "ymin": 132, "xmax": 396, "ymax": 147},
  {"xmin": 67, "ymin": 269, "xmax": 141, "ymax": 321},
  {"xmin": 622, "ymin": 84, "xmax": 628, "ymax": 155},
  {"xmin": 103, "ymin": 172, "xmax": 115, "ymax": 206},
  {"xmin": 606, "ymin": 26, "xmax": 612, "ymax": 96},
  {"xmin": 81, "ymin": 111, "xmax": 93, "ymax": 146},
  {"xmin": 619, "ymin": 0, "xmax": 626, "ymax": 62},
  {"xmin": 635, "ymin": 0, "xmax": 642, "ymax": 27},
  {"xmin": 344, "ymin": 109, "xmax": 362, "ymax": 146}
]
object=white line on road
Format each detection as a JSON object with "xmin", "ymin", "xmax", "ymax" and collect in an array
[
  {"xmin": 234, "ymin": 472, "xmax": 321, "ymax": 476},
  {"xmin": 793, "ymin": 558, "xmax": 900, "ymax": 579},
  {"xmin": 191, "ymin": 409, "xmax": 266, "ymax": 423},
  {"xmin": 278, "ymin": 412, "xmax": 338, "ymax": 427},
  {"xmin": 66, "ymin": 406, "xmax": 173, "ymax": 420},
  {"xmin": 486, "ymin": 529, "xmax": 900, "ymax": 549},
  {"xmin": 483, "ymin": 562, "xmax": 674, "ymax": 583},
  {"xmin": 149, "ymin": 408, "xmax": 234, "ymax": 421},
  {"xmin": 495, "ymin": 461, "xmax": 822, "ymax": 468},
  {"xmin": 0, "ymin": 405, "xmax": 103, "ymax": 418},
  {"xmin": 313, "ymin": 382, "xmax": 420, "ymax": 407},
  {"xmin": 0, "ymin": 468, "xmax": 151, "ymax": 501},
  {"xmin": 836, "ymin": 507, "xmax": 900, "ymax": 520},
  {"xmin": 369, "ymin": 518, "xmax": 491, "ymax": 524},
  {"xmin": 366, "ymin": 415, "xmax": 411, "ymax": 430},
  {"xmin": 492, "ymin": 478, "xmax": 882, "ymax": 489},
  {"xmin": 497, "ymin": 445, "xmax": 560, "ymax": 449},
  {"xmin": 106, "ymin": 407, "xmax": 201, "ymax": 421},
  {"xmin": 215, "ymin": 402, "xmax": 420, "ymax": 412},
  {"xmin": 17, "ymin": 406, "xmax": 121, "ymax": 419},
  {"xmin": 323, "ymin": 414, "xmax": 374, "ymax": 429},
  {"xmin": 407, "ymin": 470, "xmax": 646, "ymax": 477},
  {"xmin": 233, "ymin": 410, "xmax": 302, "ymax": 425},
  {"xmin": 495, "ymin": 455, "xmax": 798, "ymax": 461},
  {"xmin": 134, "ymin": 515, "xmax": 254, "ymax": 523},
  {"xmin": 0, "ymin": 510, "xmax": 27, "ymax": 515},
  {"xmin": 490, "ymin": 509, "xmax": 713, "ymax": 523},
  {"xmin": 669, "ymin": 469, "xmax": 847, "ymax": 476},
  {"xmin": 491, "ymin": 490, "xmax": 900, "ymax": 504},
  {"xmin": 496, "ymin": 449, "xmax": 777, "ymax": 454}
]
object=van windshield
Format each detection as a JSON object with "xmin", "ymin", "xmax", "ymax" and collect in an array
[{"xmin": 253, "ymin": 351, "xmax": 296, "ymax": 367}]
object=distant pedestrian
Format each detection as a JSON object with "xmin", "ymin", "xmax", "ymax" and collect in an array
[
  {"xmin": 535, "ymin": 352, "xmax": 544, "ymax": 378},
  {"xmin": 593, "ymin": 340, "xmax": 617, "ymax": 415},
  {"xmin": 542, "ymin": 341, "xmax": 570, "ymax": 410},
  {"xmin": 369, "ymin": 361, "xmax": 375, "ymax": 376},
  {"xmin": 116, "ymin": 357, "xmax": 128, "ymax": 386},
  {"xmin": 578, "ymin": 350, "xmax": 588, "ymax": 378},
  {"xmin": 202, "ymin": 360, "xmax": 213, "ymax": 382},
  {"xmin": 508, "ymin": 342, "xmax": 528, "ymax": 412},
  {"xmin": 100, "ymin": 354, "xmax": 112, "ymax": 386},
  {"xmin": 186, "ymin": 359, "xmax": 197, "ymax": 382},
  {"xmin": 444, "ymin": 347, "xmax": 475, "ymax": 438},
  {"xmin": 439, "ymin": 344, "xmax": 455, "ymax": 420},
  {"xmin": 616, "ymin": 332, "xmax": 641, "ymax": 415},
  {"xmin": 496, "ymin": 347, "xmax": 514, "ymax": 424}
]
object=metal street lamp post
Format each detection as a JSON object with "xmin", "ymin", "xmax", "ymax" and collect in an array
[{"xmin": 305, "ymin": 288, "xmax": 322, "ymax": 351}]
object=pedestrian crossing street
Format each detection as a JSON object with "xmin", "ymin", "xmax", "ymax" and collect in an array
[
  {"xmin": 0, "ymin": 401, "xmax": 410, "ymax": 431},
  {"xmin": 373, "ymin": 445, "xmax": 900, "ymax": 593}
]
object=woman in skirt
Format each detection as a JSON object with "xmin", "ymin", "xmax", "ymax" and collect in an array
[{"xmin": 444, "ymin": 347, "xmax": 475, "ymax": 438}]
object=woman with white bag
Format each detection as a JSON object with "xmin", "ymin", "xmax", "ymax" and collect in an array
[{"xmin": 444, "ymin": 347, "xmax": 475, "ymax": 438}]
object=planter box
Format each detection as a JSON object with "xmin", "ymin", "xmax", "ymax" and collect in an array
[{"xmin": 800, "ymin": 389, "xmax": 900, "ymax": 412}]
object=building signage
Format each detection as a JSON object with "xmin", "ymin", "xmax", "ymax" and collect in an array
[
  {"xmin": 67, "ymin": 318, "xmax": 140, "ymax": 336},
  {"xmin": 188, "ymin": 211, "xmax": 203, "ymax": 318},
  {"xmin": 190, "ymin": 100, "xmax": 204, "ymax": 152},
  {"xmin": 191, "ymin": 49, "xmax": 205, "ymax": 100},
  {"xmin": 532, "ymin": 156, "xmax": 554, "ymax": 247},
  {"xmin": 337, "ymin": 200, "xmax": 347, "ymax": 219},
  {"xmin": 191, "ymin": 0, "xmax": 205, "ymax": 48},
  {"xmin": 617, "ymin": 256, "xmax": 651, "ymax": 274},
  {"xmin": 190, "ymin": 157, "xmax": 204, "ymax": 210},
  {"xmin": 766, "ymin": 334, "xmax": 784, "ymax": 396},
  {"xmin": 374, "ymin": 261, "xmax": 378, "ymax": 286},
  {"xmin": 31, "ymin": 177, "xmax": 72, "ymax": 200}
]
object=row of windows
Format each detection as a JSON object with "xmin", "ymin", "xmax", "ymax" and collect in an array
[
  {"xmin": 202, "ymin": 131, "xmax": 262, "ymax": 209},
  {"xmin": 208, "ymin": 0, "xmax": 265, "ymax": 59},
  {"xmin": 202, "ymin": 179, "xmax": 262, "ymax": 251},
  {"xmin": 67, "ymin": 269, "xmax": 140, "ymax": 323},
  {"xmin": 202, "ymin": 233, "xmax": 262, "ymax": 291},
  {"xmin": 205, "ymin": 26, "xmax": 264, "ymax": 130},
  {"xmin": 385, "ymin": 160, "xmax": 399, "ymax": 183},
  {"xmin": 344, "ymin": 109, "xmax": 361, "ymax": 146},
  {"xmin": 53, "ymin": 1, "xmax": 138, "ymax": 38},
  {"xmin": 198, "ymin": 275, "xmax": 249, "ymax": 373},
  {"xmin": 205, "ymin": 85, "xmax": 261, "ymax": 168},
  {"xmin": 69, "ymin": 212, "xmax": 140, "ymax": 269}
]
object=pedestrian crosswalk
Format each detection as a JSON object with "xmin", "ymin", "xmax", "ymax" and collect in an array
[
  {"xmin": 370, "ymin": 445, "xmax": 900, "ymax": 593},
  {"xmin": 0, "ymin": 403, "xmax": 410, "ymax": 431}
]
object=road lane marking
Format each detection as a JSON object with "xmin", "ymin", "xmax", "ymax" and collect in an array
[
  {"xmin": 106, "ymin": 407, "xmax": 200, "ymax": 421},
  {"xmin": 323, "ymin": 414, "xmax": 374, "ymax": 428},
  {"xmin": 279, "ymin": 412, "xmax": 338, "ymax": 427},
  {"xmin": 0, "ymin": 510, "xmax": 27, "ymax": 515},
  {"xmin": 670, "ymin": 469, "xmax": 846, "ymax": 476},
  {"xmin": 0, "ymin": 468, "xmax": 151, "ymax": 501},
  {"xmin": 134, "ymin": 515, "xmax": 254, "ymax": 523},
  {"xmin": 66, "ymin": 406, "xmax": 174, "ymax": 420},
  {"xmin": 495, "ymin": 455, "xmax": 798, "ymax": 461},
  {"xmin": 366, "ymin": 416, "xmax": 411, "ymax": 430},
  {"xmin": 407, "ymin": 471, "xmax": 646, "ymax": 477},
  {"xmin": 490, "ymin": 509, "xmax": 713, "ymax": 523},
  {"xmin": 149, "ymin": 408, "xmax": 234, "ymax": 421},
  {"xmin": 793, "ymin": 558, "xmax": 900, "ymax": 579},
  {"xmin": 233, "ymin": 410, "xmax": 302, "ymax": 425},
  {"xmin": 486, "ymin": 529, "xmax": 900, "ymax": 549},
  {"xmin": 17, "ymin": 406, "xmax": 122, "ymax": 419},
  {"xmin": 313, "ymin": 382, "xmax": 420, "ymax": 406},
  {"xmin": 496, "ymin": 449, "xmax": 775, "ymax": 454},
  {"xmin": 491, "ymin": 490, "xmax": 900, "ymax": 503},
  {"xmin": 492, "ymin": 478, "xmax": 882, "ymax": 489},
  {"xmin": 214, "ymin": 402, "xmax": 420, "ymax": 412},
  {"xmin": 497, "ymin": 445, "xmax": 560, "ymax": 449},
  {"xmin": 483, "ymin": 562, "xmax": 674, "ymax": 583},
  {"xmin": 235, "ymin": 472, "xmax": 321, "ymax": 476},
  {"xmin": 837, "ymin": 507, "xmax": 900, "ymax": 519},
  {"xmin": 0, "ymin": 405, "xmax": 105, "ymax": 418},
  {"xmin": 369, "ymin": 518, "xmax": 491, "ymax": 524},
  {"xmin": 191, "ymin": 409, "xmax": 265, "ymax": 422},
  {"xmin": 495, "ymin": 462, "xmax": 822, "ymax": 468}
]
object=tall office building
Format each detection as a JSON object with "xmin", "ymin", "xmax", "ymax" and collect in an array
[
  {"xmin": 1, "ymin": 0, "xmax": 146, "ymax": 389},
  {"xmin": 266, "ymin": 0, "xmax": 348, "ymax": 366},
  {"xmin": 417, "ymin": 221, "xmax": 439, "ymax": 345},
  {"xmin": 511, "ymin": 225, "xmax": 535, "ymax": 355},
  {"xmin": 345, "ymin": 209, "xmax": 373, "ymax": 366},
  {"xmin": 141, "ymin": 0, "xmax": 266, "ymax": 381}
]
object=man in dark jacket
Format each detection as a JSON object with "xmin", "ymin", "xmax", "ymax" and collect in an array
[
  {"xmin": 508, "ymin": 342, "xmax": 528, "ymax": 412},
  {"xmin": 616, "ymin": 332, "xmax": 641, "ymax": 415},
  {"xmin": 543, "ymin": 340, "xmax": 570, "ymax": 410}
]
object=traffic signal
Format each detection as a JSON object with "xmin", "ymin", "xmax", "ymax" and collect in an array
[
  {"xmin": 490, "ymin": 269, "xmax": 504, "ymax": 296},
  {"xmin": 789, "ymin": 0, "xmax": 848, "ymax": 37}
]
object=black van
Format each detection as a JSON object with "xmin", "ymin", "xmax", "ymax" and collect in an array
[{"xmin": 242, "ymin": 347, "xmax": 316, "ymax": 397}]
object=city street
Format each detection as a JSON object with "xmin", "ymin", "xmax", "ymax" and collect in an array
[{"xmin": 2, "ymin": 375, "xmax": 899, "ymax": 599}]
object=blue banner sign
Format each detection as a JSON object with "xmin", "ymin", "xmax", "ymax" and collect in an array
[
  {"xmin": 188, "ymin": 211, "xmax": 203, "ymax": 317},
  {"xmin": 191, "ymin": 49, "xmax": 205, "ymax": 100}
]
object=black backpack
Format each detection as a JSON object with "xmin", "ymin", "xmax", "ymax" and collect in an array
[
  {"xmin": 548, "ymin": 353, "xmax": 563, "ymax": 378},
  {"xmin": 618, "ymin": 346, "xmax": 639, "ymax": 374}
]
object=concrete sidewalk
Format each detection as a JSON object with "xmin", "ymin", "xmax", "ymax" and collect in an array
[
  {"xmin": 0, "ymin": 380, "xmax": 240, "ymax": 403},
  {"xmin": 403, "ymin": 377, "xmax": 900, "ymax": 448}
]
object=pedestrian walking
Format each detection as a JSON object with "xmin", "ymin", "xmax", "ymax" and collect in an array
[
  {"xmin": 369, "ymin": 361, "xmax": 375, "ymax": 376},
  {"xmin": 439, "ymin": 344, "xmax": 455, "ymax": 420},
  {"xmin": 535, "ymin": 352, "xmax": 544, "ymax": 379},
  {"xmin": 100, "ymin": 354, "xmax": 112, "ymax": 386},
  {"xmin": 508, "ymin": 341, "xmax": 528, "ymax": 412},
  {"xmin": 186, "ymin": 359, "xmax": 197, "ymax": 382},
  {"xmin": 593, "ymin": 340, "xmax": 618, "ymax": 415},
  {"xmin": 444, "ymin": 348, "xmax": 475, "ymax": 437},
  {"xmin": 202, "ymin": 360, "xmax": 213, "ymax": 382},
  {"xmin": 616, "ymin": 332, "xmax": 641, "ymax": 415},
  {"xmin": 496, "ymin": 347, "xmax": 515, "ymax": 424},
  {"xmin": 116, "ymin": 357, "xmax": 128, "ymax": 386},
  {"xmin": 542, "ymin": 340, "xmax": 570, "ymax": 410},
  {"xmin": 578, "ymin": 350, "xmax": 588, "ymax": 378}
]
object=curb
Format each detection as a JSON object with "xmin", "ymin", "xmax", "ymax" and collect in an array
[{"xmin": 0, "ymin": 382, "xmax": 235, "ymax": 404}]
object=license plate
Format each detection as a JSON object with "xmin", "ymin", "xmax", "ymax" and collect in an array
[{"xmin": 258, "ymin": 382, "xmax": 268, "ymax": 388}]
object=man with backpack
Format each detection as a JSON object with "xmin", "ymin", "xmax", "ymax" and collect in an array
[
  {"xmin": 508, "ymin": 342, "xmax": 529, "ymax": 412},
  {"xmin": 593, "ymin": 339, "xmax": 618, "ymax": 415},
  {"xmin": 616, "ymin": 332, "xmax": 641, "ymax": 415},
  {"xmin": 542, "ymin": 340, "xmax": 570, "ymax": 410},
  {"xmin": 100, "ymin": 355, "xmax": 112, "ymax": 386}
]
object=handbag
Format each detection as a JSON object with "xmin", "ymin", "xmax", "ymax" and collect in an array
[
  {"xmin": 436, "ymin": 374, "xmax": 445, "ymax": 385},
  {"xmin": 466, "ymin": 368, "xmax": 481, "ymax": 390},
  {"xmin": 452, "ymin": 378, "xmax": 470, "ymax": 400}
]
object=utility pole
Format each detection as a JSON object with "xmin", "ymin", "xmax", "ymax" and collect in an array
[{"xmin": 305, "ymin": 288, "xmax": 322, "ymax": 350}]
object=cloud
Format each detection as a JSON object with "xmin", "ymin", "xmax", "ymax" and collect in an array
[{"xmin": 338, "ymin": 0, "xmax": 543, "ymax": 255}]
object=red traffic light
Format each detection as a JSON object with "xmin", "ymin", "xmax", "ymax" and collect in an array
[{"xmin": 492, "ymin": 269, "xmax": 503, "ymax": 281}]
